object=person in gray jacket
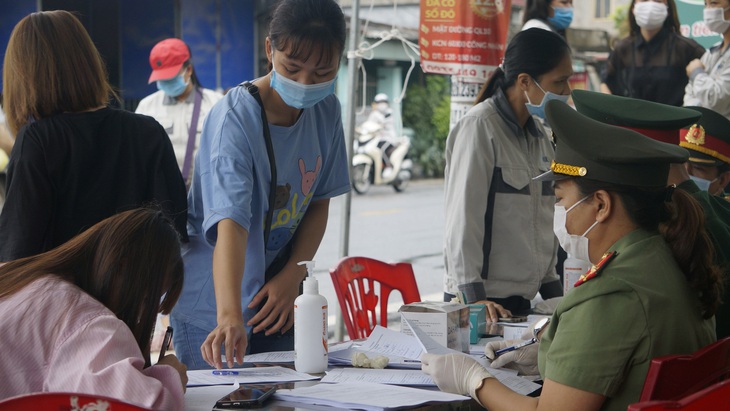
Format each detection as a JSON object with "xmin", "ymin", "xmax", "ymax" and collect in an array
[{"xmin": 443, "ymin": 29, "xmax": 573, "ymax": 318}]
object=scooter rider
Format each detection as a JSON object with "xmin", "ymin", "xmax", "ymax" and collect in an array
[{"xmin": 367, "ymin": 93, "xmax": 399, "ymax": 178}]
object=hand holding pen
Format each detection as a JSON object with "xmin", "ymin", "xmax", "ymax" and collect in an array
[{"xmin": 158, "ymin": 326, "xmax": 173, "ymax": 363}]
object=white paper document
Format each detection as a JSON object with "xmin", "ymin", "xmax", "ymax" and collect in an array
[
  {"xmin": 186, "ymin": 366, "xmax": 318, "ymax": 387},
  {"xmin": 274, "ymin": 381, "xmax": 468, "ymax": 411},
  {"xmin": 321, "ymin": 367, "xmax": 436, "ymax": 386},
  {"xmin": 243, "ymin": 351, "xmax": 295, "ymax": 363}
]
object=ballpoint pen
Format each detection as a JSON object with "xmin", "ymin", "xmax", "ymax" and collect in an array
[
  {"xmin": 494, "ymin": 337, "xmax": 537, "ymax": 357},
  {"xmin": 157, "ymin": 326, "xmax": 173, "ymax": 363}
]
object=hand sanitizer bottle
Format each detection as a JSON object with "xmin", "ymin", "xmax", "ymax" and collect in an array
[
  {"xmin": 563, "ymin": 254, "xmax": 592, "ymax": 294},
  {"xmin": 294, "ymin": 260, "xmax": 328, "ymax": 373}
]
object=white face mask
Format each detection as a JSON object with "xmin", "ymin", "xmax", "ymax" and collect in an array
[
  {"xmin": 704, "ymin": 6, "xmax": 730, "ymax": 34},
  {"xmin": 633, "ymin": 2, "xmax": 668, "ymax": 30},
  {"xmin": 689, "ymin": 174, "xmax": 718, "ymax": 192},
  {"xmin": 553, "ymin": 195, "xmax": 599, "ymax": 263}
]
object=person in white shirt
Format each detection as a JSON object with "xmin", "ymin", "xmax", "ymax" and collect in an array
[
  {"xmin": 135, "ymin": 38, "xmax": 223, "ymax": 186},
  {"xmin": 684, "ymin": 0, "xmax": 730, "ymax": 120}
]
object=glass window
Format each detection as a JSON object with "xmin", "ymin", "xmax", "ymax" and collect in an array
[{"xmin": 595, "ymin": 0, "xmax": 612, "ymax": 18}]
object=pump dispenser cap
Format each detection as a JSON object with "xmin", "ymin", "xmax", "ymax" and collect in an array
[{"xmin": 298, "ymin": 260, "xmax": 318, "ymax": 294}]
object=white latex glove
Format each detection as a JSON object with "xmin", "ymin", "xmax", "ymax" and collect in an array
[
  {"xmin": 484, "ymin": 339, "xmax": 539, "ymax": 375},
  {"xmin": 421, "ymin": 353, "xmax": 493, "ymax": 407}
]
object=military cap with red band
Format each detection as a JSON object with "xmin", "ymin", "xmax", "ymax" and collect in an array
[
  {"xmin": 570, "ymin": 89, "xmax": 701, "ymax": 145},
  {"xmin": 680, "ymin": 106, "xmax": 730, "ymax": 166}
]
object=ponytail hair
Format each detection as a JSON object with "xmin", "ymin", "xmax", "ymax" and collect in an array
[
  {"xmin": 575, "ymin": 179, "xmax": 723, "ymax": 319},
  {"xmin": 474, "ymin": 28, "xmax": 570, "ymax": 104}
]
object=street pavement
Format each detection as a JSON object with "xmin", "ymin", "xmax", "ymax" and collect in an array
[{"xmin": 312, "ymin": 178, "xmax": 447, "ymax": 338}]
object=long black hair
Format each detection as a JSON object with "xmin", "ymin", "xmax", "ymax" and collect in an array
[
  {"xmin": 268, "ymin": 0, "xmax": 346, "ymax": 67},
  {"xmin": 475, "ymin": 28, "xmax": 570, "ymax": 104}
]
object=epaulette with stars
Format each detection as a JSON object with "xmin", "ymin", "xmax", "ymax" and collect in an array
[{"xmin": 574, "ymin": 251, "xmax": 618, "ymax": 287}]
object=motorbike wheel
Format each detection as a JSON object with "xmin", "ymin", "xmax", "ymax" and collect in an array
[
  {"xmin": 392, "ymin": 170, "xmax": 411, "ymax": 192},
  {"xmin": 352, "ymin": 164, "xmax": 371, "ymax": 194}
]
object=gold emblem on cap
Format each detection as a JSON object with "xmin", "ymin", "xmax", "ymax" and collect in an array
[
  {"xmin": 551, "ymin": 160, "xmax": 587, "ymax": 177},
  {"xmin": 685, "ymin": 124, "xmax": 706, "ymax": 146}
]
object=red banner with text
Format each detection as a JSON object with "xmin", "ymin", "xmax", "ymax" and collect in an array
[{"xmin": 419, "ymin": 0, "xmax": 511, "ymax": 81}]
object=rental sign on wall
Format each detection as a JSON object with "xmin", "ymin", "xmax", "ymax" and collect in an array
[{"xmin": 419, "ymin": 0, "xmax": 511, "ymax": 83}]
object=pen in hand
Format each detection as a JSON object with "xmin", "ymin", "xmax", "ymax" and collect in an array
[
  {"xmin": 493, "ymin": 337, "xmax": 537, "ymax": 358},
  {"xmin": 157, "ymin": 326, "xmax": 173, "ymax": 363}
]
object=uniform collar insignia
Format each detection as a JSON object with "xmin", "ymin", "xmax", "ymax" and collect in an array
[{"xmin": 574, "ymin": 251, "xmax": 618, "ymax": 287}]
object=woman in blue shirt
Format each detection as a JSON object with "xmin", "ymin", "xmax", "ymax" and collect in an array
[{"xmin": 170, "ymin": 0, "xmax": 351, "ymax": 370}]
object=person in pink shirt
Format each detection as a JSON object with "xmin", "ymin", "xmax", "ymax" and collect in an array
[{"xmin": 0, "ymin": 208, "xmax": 187, "ymax": 410}]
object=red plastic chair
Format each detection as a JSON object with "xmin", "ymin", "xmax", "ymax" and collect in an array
[
  {"xmin": 637, "ymin": 337, "xmax": 730, "ymax": 402},
  {"xmin": 0, "ymin": 392, "xmax": 152, "ymax": 410},
  {"xmin": 330, "ymin": 256, "xmax": 421, "ymax": 340},
  {"xmin": 628, "ymin": 379, "xmax": 730, "ymax": 410}
]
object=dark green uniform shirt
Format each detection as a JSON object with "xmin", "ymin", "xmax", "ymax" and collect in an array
[{"xmin": 538, "ymin": 229, "xmax": 716, "ymax": 411}]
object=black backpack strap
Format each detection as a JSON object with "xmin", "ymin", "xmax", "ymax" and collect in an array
[{"xmin": 240, "ymin": 81, "xmax": 277, "ymax": 248}]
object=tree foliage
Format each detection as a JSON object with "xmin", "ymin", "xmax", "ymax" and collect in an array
[{"xmin": 402, "ymin": 75, "xmax": 451, "ymax": 178}]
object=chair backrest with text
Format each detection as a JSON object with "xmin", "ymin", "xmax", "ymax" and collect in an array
[
  {"xmin": 0, "ymin": 392, "xmax": 151, "ymax": 410},
  {"xmin": 330, "ymin": 256, "xmax": 421, "ymax": 340},
  {"xmin": 638, "ymin": 337, "xmax": 730, "ymax": 402},
  {"xmin": 628, "ymin": 379, "xmax": 730, "ymax": 410}
]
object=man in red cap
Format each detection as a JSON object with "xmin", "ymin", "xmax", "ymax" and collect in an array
[{"xmin": 136, "ymin": 38, "xmax": 222, "ymax": 187}]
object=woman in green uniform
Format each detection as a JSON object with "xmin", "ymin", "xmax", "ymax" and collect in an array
[{"xmin": 421, "ymin": 100, "xmax": 722, "ymax": 411}]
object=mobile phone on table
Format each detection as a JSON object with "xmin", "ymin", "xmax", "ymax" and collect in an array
[
  {"xmin": 213, "ymin": 384, "xmax": 277, "ymax": 409},
  {"xmin": 499, "ymin": 316, "xmax": 528, "ymax": 323}
]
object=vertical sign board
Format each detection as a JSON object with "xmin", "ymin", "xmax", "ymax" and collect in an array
[
  {"xmin": 419, "ymin": 0, "xmax": 512, "ymax": 129},
  {"xmin": 677, "ymin": 0, "xmax": 721, "ymax": 49}
]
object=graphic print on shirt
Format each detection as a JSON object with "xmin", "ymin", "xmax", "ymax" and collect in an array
[
  {"xmin": 267, "ymin": 156, "xmax": 321, "ymax": 250},
  {"xmin": 299, "ymin": 156, "xmax": 322, "ymax": 196}
]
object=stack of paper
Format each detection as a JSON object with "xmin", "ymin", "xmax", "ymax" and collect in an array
[
  {"xmin": 274, "ymin": 381, "xmax": 469, "ymax": 411},
  {"xmin": 186, "ymin": 366, "xmax": 319, "ymax": 387}
]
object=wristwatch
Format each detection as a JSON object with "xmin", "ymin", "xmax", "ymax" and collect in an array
[{"xmin": 532, "ymin": 317, "xmax": 551, "ymax": 342}]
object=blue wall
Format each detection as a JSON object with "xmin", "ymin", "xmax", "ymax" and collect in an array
[
  {"xmin": 0, "ymin": 0, "xmax": 255, "ymax": 101},
  {"xmin": 0, "ymin": 1, "xmax": 37, "ymax": 92}
]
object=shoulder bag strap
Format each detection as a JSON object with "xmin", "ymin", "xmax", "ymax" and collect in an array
[
  {"xmin": 181, "ymin": 87, "xmax": 203, "ymax": 187},
  {"xmin": 240, "ymin": 81, "xmax": 277, "ymax": 248}
]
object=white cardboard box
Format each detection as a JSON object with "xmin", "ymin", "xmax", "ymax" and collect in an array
[{"xmin": 399, "ymin": 301, "xmax": 470, "ymax": 353}]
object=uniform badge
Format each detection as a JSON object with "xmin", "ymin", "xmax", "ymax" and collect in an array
[
  {"xmin": 574, "ymin": 251, "xmax": 618, "ymax": 287},
  {"xmin": 684, "ymin": 124, "xmax": 706, "ymax": 146}
]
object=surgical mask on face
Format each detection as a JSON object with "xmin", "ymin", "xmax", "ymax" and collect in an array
[
  {"xmin": 525, "ymin": 79, "xmax": 570, "ymax": 120},
  {"xmin": 704, "ymin": 6, "xmax": 730, "ymax": 34},
  {"xmin": 548, "ymin": 7, "xmax": 574, "ymax": 30},
  {"xmin": 269, "ymin": 62, "xmax": 336, "ymax": 109},
  {"xmin": 689, "ymin": 174, "xmax": 718, "ymax": 192},
  {"xmin": 156, "ymin": 73, "xmax": 189, "ymax": 98},
  {"xmin": 553, "ymin": 195, "xmax": 599, "ymax": 264},
  {"xmin": 633, "ymin": 2, "xmax": 669, "ymax": 30},
  {"xmin": 376, "ymin": 102, "xmax": 390, "ymax": 114}
]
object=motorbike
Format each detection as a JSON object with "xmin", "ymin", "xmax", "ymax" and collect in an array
[{"xmin": 352, "ymin": 120, "xmax": 413, "ymax": 194}]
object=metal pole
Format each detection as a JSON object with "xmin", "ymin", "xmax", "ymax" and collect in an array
[{"xmin": 336, "ymin": 0, "xmax": 361, "ymax": 342}]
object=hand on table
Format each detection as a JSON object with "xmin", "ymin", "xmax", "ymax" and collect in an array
[
  {"xmin": 473, "ymin": 300, "xmax": 511, "ymax": 322},
  {"xmin": 421, "ymin": 353, "xmax": 493, "ymax": 405},
  {"xmin": 157, "ymin": 354, "xmax": 188, "ymax": 392},
  {"xmin": 201, "ymin": 321, "xmax": 247, "ymax": 369},
  {"xmin": 484, "ymin": 339, "xmax": 539, "ymax": 375},
  {"xmin": 247, "ymin": 265, "xmax": 301, "ymax": 335}
]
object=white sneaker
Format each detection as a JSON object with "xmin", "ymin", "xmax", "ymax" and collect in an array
[{"xmin": 382, "ymin": 167, "xmax": 394, "ymax": 179}]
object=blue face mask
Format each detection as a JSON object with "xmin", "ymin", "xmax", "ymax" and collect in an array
[
  {"xmin": 689, "ymin": 175, "xmax": 717, "ymax": 192},
  {"xmin": 270, "ymin": 64, "xmax": 336, "ymax": 109},
  {"xmin": 156, "ymin": 73, "xmax": 189, "ymax": 98},
  {"xmin": 525, "ymin": 79, "xmax": 570, "ymax": 121},
  {"xmin": 548, "ymin": 7, "xmax": 574, "ymax": 30}
]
